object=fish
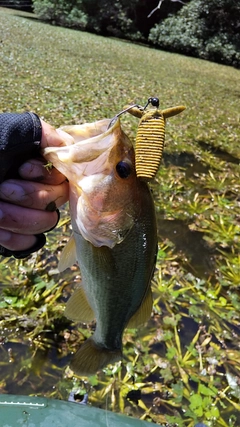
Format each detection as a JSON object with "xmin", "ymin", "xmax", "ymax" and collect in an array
[{"xmin": 43, "ymin": 117, "xmax": 157, "ymax": 376}]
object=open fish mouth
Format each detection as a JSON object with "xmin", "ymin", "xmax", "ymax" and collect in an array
[
  {"xmin": 43, "ymin": 117, "xmax": 138, "ymax": 248},
  {"xmin": 43, "ymin": 118, "xmax": 118, "ymax": 177}
]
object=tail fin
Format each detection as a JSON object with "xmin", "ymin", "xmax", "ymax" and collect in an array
[{"xmin": 70, "ymin": 337, "xmax": 122, "ymax": 376}]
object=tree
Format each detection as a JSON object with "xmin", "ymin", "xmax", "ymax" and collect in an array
[
  {"xmin": 32, "ymin": 0, "xmax": 187, "ymax": 40},
  {"xmin": 134, "ymin": 0, "xmax": 188, "ymax": 38},
  {"xmin": 79, "ymin": 0, "xmax": 141, "ymax": 39},
  {"xmin": 149, "ymin": 0, "xmax": 240, "ymax": 67},
  {"xmin": 33, "ymin": 0, "xmax": 87, "ymax": 29}
]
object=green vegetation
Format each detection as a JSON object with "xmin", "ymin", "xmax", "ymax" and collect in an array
[
  {"xmin": 30, "ymin": 0, "xmax": 187, "ymax": 39},
  {"xmin": 0, "ymin": 8, "xmax": 239, "ymax": 426},
  {"xmin": 2, "ymin": 0, "xmax": 239, "ymax": 67},
  {"xmin": 33, "ymin": 0, "xmax": 88, "ymax": 30},
  {"xmin": 149, "ymin": 0, "xmax": 240, "ymax": 68}
]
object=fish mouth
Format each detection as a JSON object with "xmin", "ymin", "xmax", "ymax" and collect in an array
[
  {"xmin": 61, "ymin": 118, "xmax": 116, "ymax": 145},
  {"xmin": 43, "ymin": 118, "xmax": 119, "ymax": 171},
  {"xmin": 43, "ymin": 118, "xmax": 126, "ymax": 194},
  {"xmin": 42, "ymin": 117, "xmax": 137, "ymax": 249}
]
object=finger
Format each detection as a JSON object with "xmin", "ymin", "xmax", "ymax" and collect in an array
[
  {"xmin": 40, "ymin": 120, "xmax": 74, "ymax": 148},
  {"xmin": 0, "ymin": 202, "xmax": 59, "ymax": 235},
  {"xmin": 0, "ymin": 179, "xmax": 69, "ymax": 211},
  {"xmin": 19, "ymin": 158, "xmax": 67, "ymax": 185},
  {"xmin": 0, "ymin": 229, "xmax": 37, "ymax": 251}
]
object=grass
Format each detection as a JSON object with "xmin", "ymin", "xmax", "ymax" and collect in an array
[{"xmin": 0, "ymin": 7, "xmax": 239, "ymax": 427}]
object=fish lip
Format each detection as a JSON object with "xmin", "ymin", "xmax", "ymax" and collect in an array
[
  {"xmin": 42, "ymin": 118, "xmax": 121, "ymax": 159},
  {"xmin": 87, "ymin": 117, "xmax": 120, "ymax": 143},
  {"xmin": 63, "ymin": 118, "xmax": 120, "ymax": 146}
]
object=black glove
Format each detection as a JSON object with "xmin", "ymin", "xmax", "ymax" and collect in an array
[
  {"xmin": 0, "ymin": 112, "xmax": 47, "ymax": 258},
  {"xmin": 0, "ymin": 112, "xmax": 42, "ymax": 182}
]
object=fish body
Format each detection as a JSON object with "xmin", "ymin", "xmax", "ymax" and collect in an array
[{"xmin": 43, "ymin": 118, "xmax": 157, "ymax": 376}]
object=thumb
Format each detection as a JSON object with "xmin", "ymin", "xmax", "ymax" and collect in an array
[{"xmin": 40, "ymin": 119, "xmax": 74, "ymax": 148}]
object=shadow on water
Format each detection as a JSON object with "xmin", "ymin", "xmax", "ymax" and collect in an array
[
  {"xmin": 157, "ymin": 145, "xmax": 239, "ymax": 279},
  {"xmin": 163, "ymin": 142, "xmax": 239, "ymax": 178},
  {"xmin": 163, "ymin": 151, "xmax": 210, "ymax": 177},
  {"xmin": 197, "ymin": 140, "xmax": 240, "ymax": 164},
  {"xmin": 158, "ymin": 218, "xmax": 215, "ymax": 279}
]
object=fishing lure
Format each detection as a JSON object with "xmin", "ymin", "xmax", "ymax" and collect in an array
[
  {"xmin": 128, "ymin": 97, "xmax": 185, "ymax": 179},
  {"xmin": 111, "ymin": 97, "xmax": 185, "ymax": 180}
]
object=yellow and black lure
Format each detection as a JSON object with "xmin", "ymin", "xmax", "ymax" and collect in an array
[
  {"xmin": 110, "ymin": 97, "xmax": 185, "ymax": 180},
  {"xmin": 127, "ymin": 97, "xmax": 185, "ymax": 179}
]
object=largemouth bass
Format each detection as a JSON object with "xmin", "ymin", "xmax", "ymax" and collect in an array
[{"xmin": 43, "ymin": 118, "xmax": 157, "ymax": 376}]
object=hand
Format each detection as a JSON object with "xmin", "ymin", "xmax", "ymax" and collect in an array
[{"xmin": 0, "ymin": 120, "xmax": 70, "ymax": 256}]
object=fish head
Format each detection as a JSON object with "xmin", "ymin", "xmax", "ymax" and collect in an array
[{"xmin": 43, "ymin": 118, "xmax": 140, "ymax": 248}]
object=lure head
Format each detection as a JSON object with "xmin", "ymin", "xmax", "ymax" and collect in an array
[{"xmin": 143, "ymin": 97, "xmax": 160, "ymax": 109}]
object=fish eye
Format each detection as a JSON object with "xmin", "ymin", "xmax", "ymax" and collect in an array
[{"xmin": 116, "ymin": 161, "xmax": 132, "ymax": 179}]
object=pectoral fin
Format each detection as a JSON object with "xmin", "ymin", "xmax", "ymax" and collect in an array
[
  {"xmin": 58, "ymin": 234, "xmax": 77, "ymax": 272},
  {"xmin": 127, "ymin": 287, "xmax": 153, "ymax": 329},
  {"xmin": 65, "ymin": 286, "xmax": 95, "ymax": 323}
]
